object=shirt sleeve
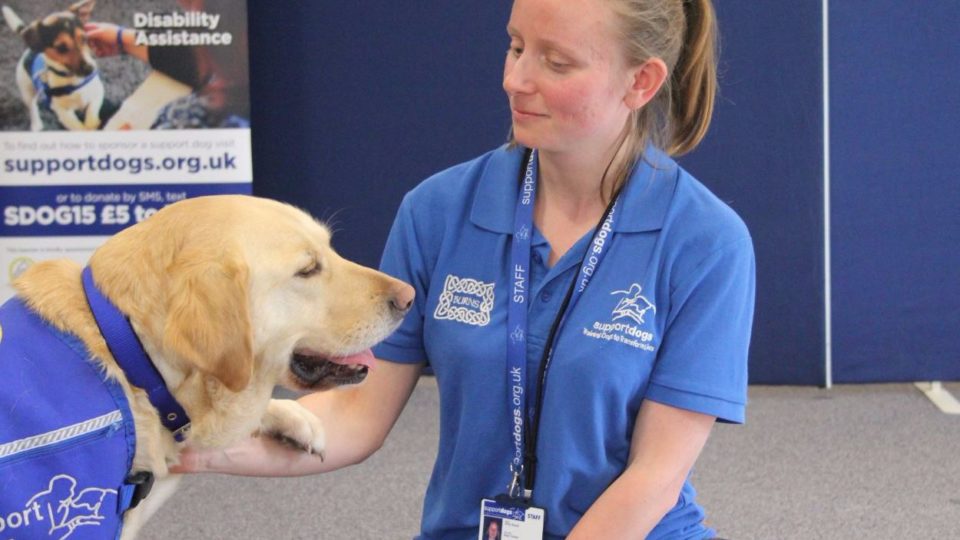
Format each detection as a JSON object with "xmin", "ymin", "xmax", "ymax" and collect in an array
[
  {"xmin": 646, "ymin": 237, "xmax": 756, "ymax": 423},
  {"xmin": 372, "ymin": 194, "xmax": 432, "ymax": 364}
]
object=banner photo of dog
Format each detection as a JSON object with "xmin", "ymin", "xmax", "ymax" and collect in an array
[
  {"xmin": 0, "ymin": 0, "xmax": 252, "ymax": 302},
  {"xmin": 0, "ymin": 0, "xmax": 248, "ymax": 131}
]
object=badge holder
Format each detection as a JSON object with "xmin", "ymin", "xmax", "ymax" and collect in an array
[{"xmin": 478, "ymin": 467, "xmax": 545, "ymax": 540}]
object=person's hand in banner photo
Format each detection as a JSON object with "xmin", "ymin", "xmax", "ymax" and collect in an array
[{"xmin": 84, "ymin": 22, "xmax": 147, "ymax": 62}]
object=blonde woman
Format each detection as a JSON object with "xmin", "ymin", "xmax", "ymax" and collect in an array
[{"xmin": 179, "ymin": 1, "xmax": 753, "ymax": 538}]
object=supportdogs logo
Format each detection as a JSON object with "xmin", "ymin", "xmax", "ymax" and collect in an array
[
  {"xmin": 611, "ymin": 284, "xmax": 656, "ymax": 324},
  {"xmin": 0, "ymin": 474, "xmax": 117, "ymax": 539},
  {"xmin": 433, "ymin": 275, "xmax": 495, "ymax": 327},
  {"xmin": 582, "ymin": 283, "xmax": 657, "ymax": 352},
  {"xmin": 7, "ymin": 256, "xmax": 33, "ymax": 285}
]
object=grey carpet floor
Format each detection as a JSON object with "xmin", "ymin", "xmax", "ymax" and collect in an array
[{"xmin": 141, "ymin": 380, "xmax": 960, "ymax": 539}]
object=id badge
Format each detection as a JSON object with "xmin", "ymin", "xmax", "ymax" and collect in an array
[{"xmin": 479, "ymin": 497, "xmax": 545, "ymax": 540}]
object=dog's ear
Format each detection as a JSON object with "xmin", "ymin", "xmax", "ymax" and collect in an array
[
  {"xmin": 162, "ymin": 253, "xmax": 254, "ymax": 393},
  {"xmin": 21, "ymin": 22, "xmax": 43, "ymax": 52},
  {"xmin": 68, "ymin": 0, "xmax": 95, "ymax": 24}
]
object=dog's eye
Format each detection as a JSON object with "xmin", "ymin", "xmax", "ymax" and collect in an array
[
  {"xmin": 296, "ymin": 262, "xmax": 322, "ymax": 278},
  {"xmin": 55, "ymin": 43, "xmax": 70, "ymax": 54}
]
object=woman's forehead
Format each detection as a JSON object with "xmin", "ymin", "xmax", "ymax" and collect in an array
[{"xmin": 509, "ymin": 0, "xmax": 619, "ymax": 56}]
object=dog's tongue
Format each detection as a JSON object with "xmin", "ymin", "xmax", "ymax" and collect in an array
[{"xmin": 329, "ymin": 349, "xmax": 376, "ymax": 370}]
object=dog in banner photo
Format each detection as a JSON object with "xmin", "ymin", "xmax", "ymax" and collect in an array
[{"xmin": 2, "ymin": 0, "xmax": 106, "ymax": 130}]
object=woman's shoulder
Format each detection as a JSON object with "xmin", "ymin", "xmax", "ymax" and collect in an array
[{"xmin": 654, "ymin": 154, "xmax": 752, "ymax": 251}]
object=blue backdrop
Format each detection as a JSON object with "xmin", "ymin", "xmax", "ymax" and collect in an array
[
  {"xmin": 830, "ymin": 1, "xmax": 960, "ymax": 382},
  {"xmin": 245, "ymin": 1, "xmax": 957, "ymax": 385}
]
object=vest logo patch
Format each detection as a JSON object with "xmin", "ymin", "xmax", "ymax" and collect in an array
[
  {"xmin": 582, "ymin": 283, "xmax": 657, "ymax": 352},
  {"xmin": 1, "ymin": 474, "xmax": 117, "ymax": 538},
  {"xmin": 434, "ymin": 274, "xmax": 495, "ymax": 327}
]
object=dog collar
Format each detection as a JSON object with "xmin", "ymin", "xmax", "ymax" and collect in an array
[
  {"xmin": 82, "ymin": 266, "xmax": 191, "ymax": 442},
  {"xmin": 43, "ymin": 69, "xmax": 98, "ymax": 97}
]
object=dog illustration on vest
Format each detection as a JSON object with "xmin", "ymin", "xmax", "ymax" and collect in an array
[
  {"xmin": 611, "ymin": 283, "xmax": 656, "ymax": 325},
  {"xmin": 26, "ymin": 474, "xmax": 118, "ymax": 539},
  {"xmin": 2, "ymin": 0, "xmax": 105, "ymax": 130}
]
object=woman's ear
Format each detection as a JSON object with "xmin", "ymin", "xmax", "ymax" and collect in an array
[{"xmin": 624, "ymin": 57, "xmax": 669, "ymax": 110}]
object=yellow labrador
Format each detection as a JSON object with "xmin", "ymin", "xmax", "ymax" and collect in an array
[{"xmin": 3, "ymin": 195, "xmax": 413, "ymax": 538}]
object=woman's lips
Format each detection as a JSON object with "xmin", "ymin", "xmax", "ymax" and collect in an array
[{"xmin": 512, "ymin": 108, "xmax": 546, "ymax": 119}]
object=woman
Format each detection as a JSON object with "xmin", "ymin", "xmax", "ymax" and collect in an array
[{"xmin": 178, "ymin": 0, "xmax": 754, "ymax": 538}]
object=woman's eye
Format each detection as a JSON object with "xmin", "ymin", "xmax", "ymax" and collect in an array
[
  {"xmin": 545, "ymin": 57, "xmax": 569, "ymax": 71},
  {"xmin": 296, "ymin": 263, "xmax": 321, "ymax": 278}
]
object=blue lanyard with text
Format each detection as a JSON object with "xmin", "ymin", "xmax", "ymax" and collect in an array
[{"xmin": 505, "ymin": 148, "xmax": 622, "ymax": 500}]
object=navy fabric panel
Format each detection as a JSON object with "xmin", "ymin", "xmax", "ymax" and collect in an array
[
  {"xmin": 830, "ymin": 2, "xmax": 960, "ymax": 382},
  {"xmin": 247, "ymin": 0, "xmax": 512, "ymax": 267},
  {"xmin": 246, "ymin": 2, "xmax": 825, "ymax": 384},
  {"xmin": 679, "ymin": 2, "xmax": 825, "ymax": 384}
]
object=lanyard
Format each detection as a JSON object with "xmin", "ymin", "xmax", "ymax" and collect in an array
[{"xmin": 505, "ymin": 148, "xmax": 623, "ymax": 500}]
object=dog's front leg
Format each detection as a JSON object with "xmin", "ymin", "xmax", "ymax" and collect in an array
[
  {"xmin": 83, "ymin": 102, "xmax": 102, "ymax": 130},
  {"xmin": 52, "ymin": 104, "xmax": 86, "ymax": 130},
  {"xmin": 259, "ymin": 399, "xmax": 327, "ymax": 459},
  {"xmin": 29, "ymin": 95, "xmax": 43, "ymax": 131},
  {"xmin": 83, "ymin": 83, "xmax": 104, "ymax": 130},
  {"xmin": 119, "ymin": 474, "xmax": 182, "ymax": 540}
]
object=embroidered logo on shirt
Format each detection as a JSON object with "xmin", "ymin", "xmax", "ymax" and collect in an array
[
  {"xmin": 434, "ymin": 275, "xmax": 495, "ymax": 327},
  {"xmin": 582, "ymin": 283, "xmax": 657, "ymax": 352},
  {"xmin": 2, "ymin": 474, "xmax": 117, "ymax": 539},
  {"xmin": 611, "ymin": 284, "xmax": 656, "ymax": 324}
]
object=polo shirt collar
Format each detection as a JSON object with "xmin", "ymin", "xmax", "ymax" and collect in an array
[{"xmin": 470, "ymin": 145, "xmax": 678, "ymax": 234}]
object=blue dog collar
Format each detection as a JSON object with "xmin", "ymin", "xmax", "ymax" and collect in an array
[{"xmin": 82, "ymin": 266, "xmax": 192, "ymax": 442}]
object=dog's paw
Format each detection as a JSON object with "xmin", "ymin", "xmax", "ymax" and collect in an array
[{"xmin": 259, "ymin": 399, "xmax": 326, "ymax": 460}]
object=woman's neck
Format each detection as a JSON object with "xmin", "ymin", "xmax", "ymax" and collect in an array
[
  {"xmin": 535, "ymin": 136, "xmax": 627, "ymax": 220},
  {"xmin": 533, "ymin": 145, "xmax": 624, "ymax": 266}
]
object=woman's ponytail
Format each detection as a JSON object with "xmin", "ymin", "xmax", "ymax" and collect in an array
[{"xmin": 668, "ymin": 0, "xmax": 718, "ymax": 156}]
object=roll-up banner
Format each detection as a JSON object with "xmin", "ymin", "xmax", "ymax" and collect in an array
[{"xmin": 0, "ymin": 0, "xmax": 251, "ymax": 301}]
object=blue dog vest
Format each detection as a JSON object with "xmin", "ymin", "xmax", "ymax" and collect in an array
[
  {"xmin": 0, "ymin": 298, "xmax": 138, "ymax": 539},
  {"xmin": 23, "ymin": 51, "xmax": 98, "ymax": 109}
]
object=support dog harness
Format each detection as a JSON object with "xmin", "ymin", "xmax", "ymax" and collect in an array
[
  {"xmin": 0, "ymin": 273, "xmax": 163, "ymax": 539},
  {"xmin": 24, "ymin": 51, "xmax": 99, "ymax": 110}
]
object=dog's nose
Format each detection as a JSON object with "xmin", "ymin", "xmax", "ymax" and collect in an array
[{"xmin": 389, "ymin": 282, "xmax": 415, "ymax": 315}]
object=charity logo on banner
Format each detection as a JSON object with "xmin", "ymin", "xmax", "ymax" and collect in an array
[{"xmin": 0, "ymin": 0, "xmax": 252, "ymax": 301}]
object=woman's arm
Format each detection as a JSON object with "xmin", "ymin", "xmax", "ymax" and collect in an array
[
  {"xmin": 567, "ymin": 400, "xmax": 715, "ymax": 539},
  {"xmin": 174, "ymin": 359, "xmax": 424, "ymax": 477}
]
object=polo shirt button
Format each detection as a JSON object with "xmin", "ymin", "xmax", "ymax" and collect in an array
[
  {"xmin": 540, "ymin": 291, "xmax": 552, "ymax": 302},
  {"xmin": 533, "ymin": 252, "xmax": 542, "ymax": 262}
]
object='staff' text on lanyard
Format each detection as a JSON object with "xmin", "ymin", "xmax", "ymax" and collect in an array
[{"xmin": 505, "ymin": 148, "xmax": 623, "ymax": 501}]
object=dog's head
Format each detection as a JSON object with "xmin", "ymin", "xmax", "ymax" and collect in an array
[
  {"xmin": 88, "ymin": 195, "xmax": 414, "ymax": 395},
  {"xmin": 18, "ymin": 0, "xmax": 97, "ymax": 76}
]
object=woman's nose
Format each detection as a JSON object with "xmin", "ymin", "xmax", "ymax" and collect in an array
[{"xmin": 503, "ymin": 55, "xmax": 534, "ymax": 95}]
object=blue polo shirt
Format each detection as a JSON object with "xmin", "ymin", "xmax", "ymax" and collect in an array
[{"xmin": 373, "ymin": 145, "xmax": 755, "ymax": 540}]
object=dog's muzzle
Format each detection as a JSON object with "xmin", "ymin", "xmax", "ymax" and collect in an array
[{"xmin": 289, "ymin": 349, "xmax": 373, "ymax": 390}]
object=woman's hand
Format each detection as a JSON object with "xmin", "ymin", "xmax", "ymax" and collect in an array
[
  {"xmin": 169, "ymin": 435, "xmax": 326, "ymax": 477},
  {"xmin": 84, "ymin": 22, "xmax": 149, "ymax": 62},
  {"xmin": 169, "ymin": 443, "xmax": 210, "ymax": 474},
  {"xmin": 167, "ymin": 360, "xmax": 424, "ymax": 477}
]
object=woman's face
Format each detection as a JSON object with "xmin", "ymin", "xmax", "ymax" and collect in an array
[
  {"xmin": 487, "ymin": 520, "xmax": 499, "ymax": 538},
  {"xmin": 503, "ymin": 0, "xmax": 634, "ymax": 155}
]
